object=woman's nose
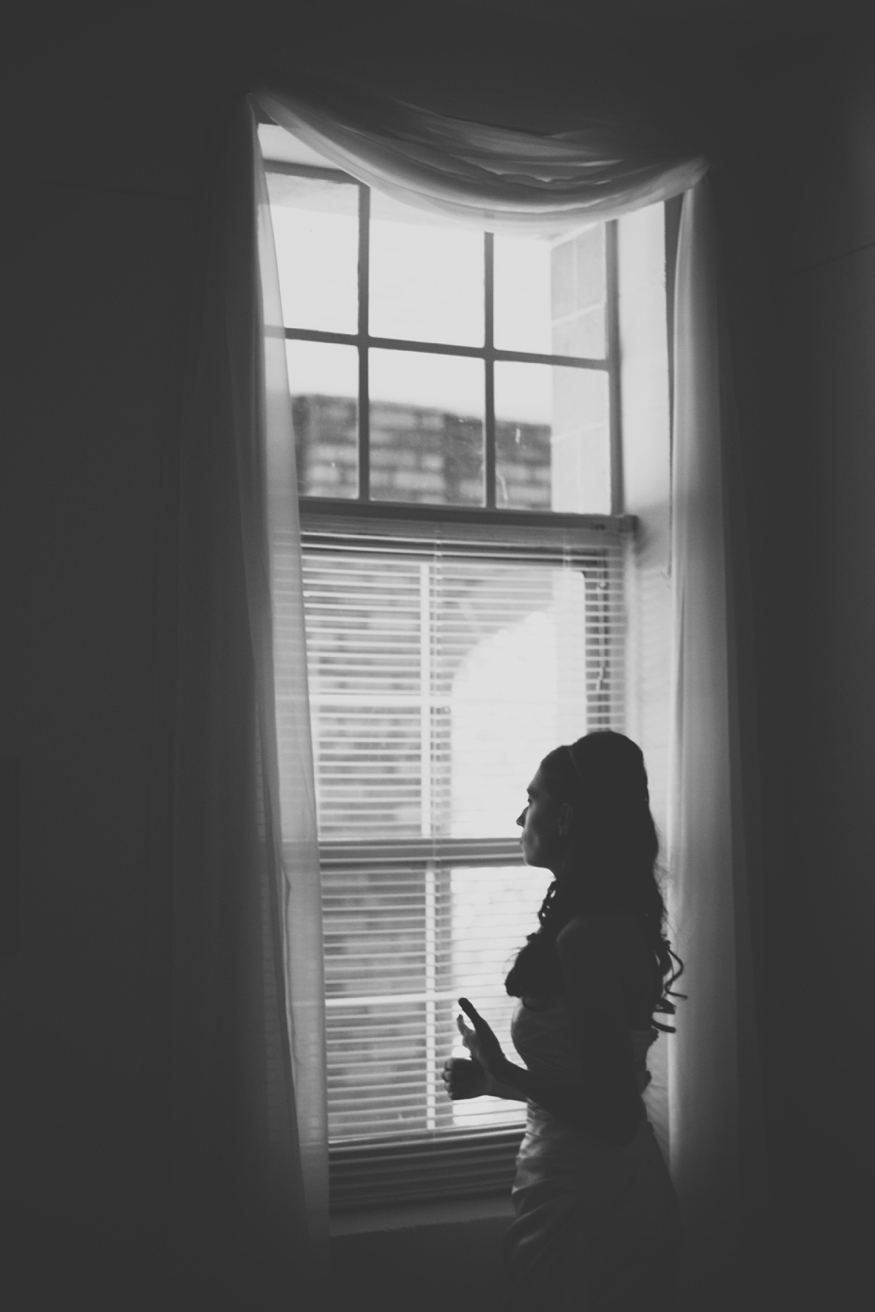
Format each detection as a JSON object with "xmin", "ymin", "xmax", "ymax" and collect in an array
[{"xmin": 516, "ymin": 810, "xmax": 525, "ymax": 828}]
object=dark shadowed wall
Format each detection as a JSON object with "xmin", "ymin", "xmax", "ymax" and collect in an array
[{"xmin": 4, "ymin": 4, "xmax": 874, "ymax": 1307}]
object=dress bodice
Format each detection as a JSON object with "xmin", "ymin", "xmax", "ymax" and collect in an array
[{"xmin": 511, "ymin": 994, "xmax": 659, "ymax": 1095}]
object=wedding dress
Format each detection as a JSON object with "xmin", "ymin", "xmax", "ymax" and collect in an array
[{"xmin": 502, "ymin": 996, "xmax": 681, "ymax": 1310}]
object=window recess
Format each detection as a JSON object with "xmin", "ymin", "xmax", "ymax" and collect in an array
[{"xmin": 289, "ymin": 514, "xmax": 629, "ymax": 1211}]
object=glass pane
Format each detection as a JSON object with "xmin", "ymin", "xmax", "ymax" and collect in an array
[
  {"xmin": 267, "ymin": 173, "xmax": 358, "ymax": 333},
  {"xmin": 495, "ymin": 363, "xmax": 610, "ymax": 513},
  {"xmin": 441, "ymin": 560, "xmax": 594, "ymax": 836},
  {"xmin": 370, "ymin": 193, "xmax": 484, "ymax": 346},
  {"xmin": 494, "ymin": 224, "xmax": 606, "ymax": 358},
  {"xmin": 369, "ymin": 350, "xmax": 484, "ymax": 505},
  {"xmin": 302, "ymin": 549, "xmax": 608, "ymax": 842},
  {"xmin": 287, "ymin": 340, "xmax": 358, "ymax": 498},
  {"xmin": 493, "ymin": 233, "xmax": 552, "ymax": 355},
  {"xmin": 303, "ymin": 547, "xmax": 433, "ymax": 840},
  {"xmin": 551, "ymin": 225, "xmax": 606, "ymax": 357},
  {"xmin": 300, "ymin": 541, "xmax": 623, "ymax": 1143},
  {"xmin": 447, "ymin": 865, "xmax": 553, "ymax": 1130},
  {"xmin": 259, "ymin": 124, "xmax": 338, "ymax": 169}
]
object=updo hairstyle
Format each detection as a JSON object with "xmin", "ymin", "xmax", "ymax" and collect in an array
[{"xmin": 504, "ymin": 730, "xmax": 684, "ymax": 1028}]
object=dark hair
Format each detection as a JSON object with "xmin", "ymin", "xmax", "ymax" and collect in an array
[{"xmin": 505, "ymin": 731, "xmax": 684, "ymax": 1029}]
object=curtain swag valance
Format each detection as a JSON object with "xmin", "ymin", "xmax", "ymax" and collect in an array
[{"xmin": 255, "ymin": 77, "xmax": 708, "ymax": 232}]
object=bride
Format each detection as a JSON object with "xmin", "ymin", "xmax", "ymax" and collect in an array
[{"xmin": 442, "ymin": 730, "xmax": 683, "ymax": 1310}]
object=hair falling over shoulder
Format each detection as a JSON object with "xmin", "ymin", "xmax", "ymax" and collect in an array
[{"xmin": 505, "ymin": 731, "xmax": 685, "ymax": 1027}]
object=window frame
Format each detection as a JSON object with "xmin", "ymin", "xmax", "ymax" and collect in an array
[{"xmin": 265, "ymin": 157, "xmax": 636, "ymax": 1212}]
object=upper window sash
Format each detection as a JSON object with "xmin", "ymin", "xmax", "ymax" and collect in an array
[{"xmin": 265, "ymin": 162, "xmax": 623, "ymax": 516}]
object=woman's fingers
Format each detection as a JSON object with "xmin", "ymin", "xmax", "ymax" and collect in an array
[
  {"xmin": 459, "ymin": 998, "xmax": 492, "ymax": 1040},
  {"xmin": 456, "ymin": 1014, "xmax": 477, "ymax": 1057},
  {"xmin": 441, "ymin": 1056, "xmax": 484, "ymax": 1100},
  {"xmin": 456, "ymin": 998, "xmax": 504, "ymax": 1074}
]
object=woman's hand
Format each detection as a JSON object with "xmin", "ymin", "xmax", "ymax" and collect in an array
[
  {"xmin": 441, "ymin": 1057, "xmax": 489, "ymax": 1100},
  {"xmin": 456, "ymin": 998, "xmax": 507, "ymax": 1078}
]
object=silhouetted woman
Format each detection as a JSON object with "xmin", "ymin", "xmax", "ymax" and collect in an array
[{"xmin": 442, "ymin": 731, "xmax": 683, "ymax": 1310}]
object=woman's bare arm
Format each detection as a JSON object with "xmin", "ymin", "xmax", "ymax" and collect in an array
[
  {"xmin": 487, "ymin": 1058, "xmax": 639, "ymax": 1143},
  {"xmin": 483, "ymin": 1071, "xmax": 528, "ymax": 1101},
  {"xmin": 444, "ymin": 1055, "xmax": 636, "ymax": 1142}
]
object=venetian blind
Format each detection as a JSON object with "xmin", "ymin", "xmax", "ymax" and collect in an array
[{"xmin": 284, "ymin": 513, "xmax": 629, "ymax": 1210}]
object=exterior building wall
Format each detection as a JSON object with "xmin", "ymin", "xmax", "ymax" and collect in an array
[{"xmin": 294, "ymin": 394, "xmax": 551, "ymax": 508}]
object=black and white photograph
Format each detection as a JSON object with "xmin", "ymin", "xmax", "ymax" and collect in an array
[{"xmin": 5, "ymin": 2, "xmax": 875, "ymax": 1308}]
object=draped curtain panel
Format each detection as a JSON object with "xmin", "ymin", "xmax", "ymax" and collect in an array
[
  {"xmin": 667, "ymin": 180, "xmax": 770, "ymax": 1308},
  {"xmin": 171, "ymin": 97, "xmax": 325, "ymax": 1310}
]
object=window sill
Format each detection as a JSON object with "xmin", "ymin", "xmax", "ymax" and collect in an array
[{"xmin": 329, "ymin": 1191, "xmax": 514, "ymax": 1236}]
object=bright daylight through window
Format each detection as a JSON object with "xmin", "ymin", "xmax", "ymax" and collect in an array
[{"xmin": 261, "ymin": 123, "xmax": 668, "ymax": 1212}]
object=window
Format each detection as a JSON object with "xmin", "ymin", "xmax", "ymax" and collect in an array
[
  {"xmin": 266, "ymin": 151, "xmax": 620, "ymax": 514},
  {"xmin": 263, "ymin": 125, "xmax": 649, "ymax": 1212}
]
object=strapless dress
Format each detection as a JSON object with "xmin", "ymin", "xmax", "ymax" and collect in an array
[
  {"xmin": 511, "ymin": 994, "xmax": 659, "ymax": 1097},
  {"xmin": 501, "ymin": 995, "xmax": 681, "ymax": 1311}
]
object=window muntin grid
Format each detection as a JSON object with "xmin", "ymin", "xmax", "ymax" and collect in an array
[{"xmin": 266, "ymin": 162, "xmax": 622, "ymax": 516}]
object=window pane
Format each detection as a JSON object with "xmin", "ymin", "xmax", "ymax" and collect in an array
[
  {"xmin": 287, "ymin": 340, "xmax": 358, "ymax": 498},
  {"xmin": 448, "ymin": 865, "xmax": 552, "ymax": 1130},
  {"xmin": 370, "ymin": 193, "xmax": 484, "ymax": 346},
  {"xmin": 302, "ymin": 550, "xmax": 425, "ymax": 838},
  {"xmin": 267, "ymin": 173, "xmax": 358, "ymax": 334},
  {"xmin": 493, "ymin": 233, "xmax": 552, "ymax": 355},
  {"xmin": 319, "ymin": 860, "xmax": 553, "ymax": 1141},
  {"xmin": 495, "ymin": 363, "xmax": 610, "ymax": 513},
  {"xmin": 302, "ymin": 547, "xmax": 619, "ymax": 842},
  {"xmin": 494, "ymin": 225, "xmax": 606, "ymax": 358},
  {"xmin": 444, "ymin": 561, "xmax": 597, "ymax": 835},
  {"xmin": 299, "ymin": 537, "xmax": 627, "ymax": 1149},
  {"xmin": 369, "ymin": 350, "xmax": 484, "ymax": 505},
  {"xmin": 259, "ymin": 125, "xmax": 339, "ymax": 169},
  {"xmin": 551, "ymin": 226, "xmax": 606, "ymax": 357},
  {"xmin": 323, "ymin": 860, "xmax": 432, "ymax": 1138}
]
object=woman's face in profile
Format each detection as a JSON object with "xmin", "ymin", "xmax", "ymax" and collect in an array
[{"xmin": 516, "ymin": 767, "xmax": 570, "ymax": 872}]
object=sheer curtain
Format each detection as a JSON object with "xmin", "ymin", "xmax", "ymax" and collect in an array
[
  {"xmin": 256, "ymin": 77, "xmax": 706, "ymax": 233},
  {"xmin": 668, "ymin": 180, "xmax": 770, "ymax": 1306},
  {"xmin": 171, "ymin": 98, "xmax": 325, "ymax": 1309}
]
